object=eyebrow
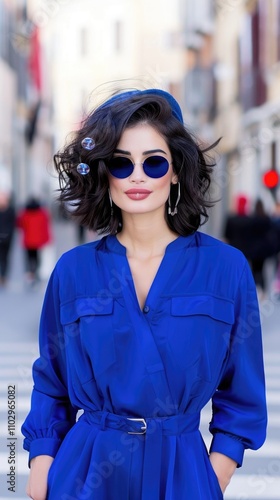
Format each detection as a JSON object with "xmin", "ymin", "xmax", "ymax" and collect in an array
[{"xmin": 114, "ymin": 148, "xmax": 167, "ymax": 155}]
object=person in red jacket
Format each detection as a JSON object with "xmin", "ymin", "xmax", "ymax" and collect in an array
[{"xmin": 17, "ymin": 196, "xmax": 51, "ymax": 283}]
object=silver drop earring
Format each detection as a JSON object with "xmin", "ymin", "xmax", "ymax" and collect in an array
[
  {"xmin": 168, "ymin": 182, "xmax": 180, "ymax": 216},
  {"xmin": 108, "ymin": 190, "xmax": 113, "ymax": 216}
]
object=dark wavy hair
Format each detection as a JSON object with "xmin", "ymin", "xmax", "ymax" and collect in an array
[{"xmin": 54, "ymin": 91, "xmax": 219, "ymax": 236}]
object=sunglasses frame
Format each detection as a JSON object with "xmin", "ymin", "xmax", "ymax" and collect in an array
[{"xmin": 106, "ymin": 155, "xmax": 172, "ymax": 179}]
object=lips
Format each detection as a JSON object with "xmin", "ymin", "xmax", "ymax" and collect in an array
[
  {"xmin": 125, "ymin": 189, "xmax": 152, "ymax": 194},
  {"xmin": 124, "ymin": 189, "xmax": 152, "ymax": 200}
]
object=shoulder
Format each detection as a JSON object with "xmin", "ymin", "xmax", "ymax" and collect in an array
[
  {"xmin": 195, "ymin": 231, "xmax": 247, "ymax": 264},
  {"xmin": 55, "ymin": 236, "xmax": 106, "ymax": 271},
  {"xmin": 191, "ymin": 232, "xmax": 253, "ymax": 299},
  {"xmin": 52, "ymin": 236, "xmax": 109, "ymax": 301}
]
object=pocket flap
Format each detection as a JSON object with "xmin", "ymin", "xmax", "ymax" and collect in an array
[
  {"xmin": 171, "ymin": 295, "xmax": 234, "ymax": 324},
  {"xmin": 60, "ymin": 297, "xmax": 114, "ymax": 324}
]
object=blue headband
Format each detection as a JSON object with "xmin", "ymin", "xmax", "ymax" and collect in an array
[{"xmin": 100, "ymin": 88, "xmax": 184, "ymax": 124}]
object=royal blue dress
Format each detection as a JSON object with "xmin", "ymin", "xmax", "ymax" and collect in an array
[{"xmin": 22, "ymin": 232, "xmax": 267, "ymax": 499}]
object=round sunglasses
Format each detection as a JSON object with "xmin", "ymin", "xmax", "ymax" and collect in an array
[{"xmin": 107, "ymin": 155, "xmax": 171, "ymax": 179}]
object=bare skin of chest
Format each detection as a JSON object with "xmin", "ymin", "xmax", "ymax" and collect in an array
[{"xmin": 127, "ymin": 255, "xmax": 163, "ymax": 310}]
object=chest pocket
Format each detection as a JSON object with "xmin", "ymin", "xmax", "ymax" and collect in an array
[
  {"xmin": 171, "ymin": 295, "xmax": 235, "ymax": 323},
  {"xmin": 168, "ymin": 295, "xmax": 235, "ymax": 376},
  {"xmin": 60, "ymin": 297, "xmax": 116, "ymax": 378}
]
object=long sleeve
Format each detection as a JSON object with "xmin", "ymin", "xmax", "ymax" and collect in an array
[
  {"xmin": 209, "ymin": 261, "xmax": 267, "ymax": 466},
  {"xmin": 21, "ymin": 267, "xmax": 77, "ymax": 465}
]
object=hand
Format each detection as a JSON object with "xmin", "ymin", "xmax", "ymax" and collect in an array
[
  {"xmin": 209, "ymin": 451, "xmax": 237, "ymax": 493},
  {"xmin": 26, "ymin": 455, "xmax": 54, "ymax": 500}
]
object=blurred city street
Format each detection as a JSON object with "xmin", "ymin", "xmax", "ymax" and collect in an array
[
  {"xmin": 0, "ymin": 222, "xmax": 279, "ymax": 499},
  {"xmin": 1, "ymin": 1, "xmax": 280, "ymax": 497}
]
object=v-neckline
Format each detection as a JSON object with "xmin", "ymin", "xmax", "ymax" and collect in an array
[
  {"xmin": 105, "ymin": 233, "xmax": 196, "ymax": 313},
  {"xmin": 126, "ymin": 253, "xmax": 166, "ymax": 312}
]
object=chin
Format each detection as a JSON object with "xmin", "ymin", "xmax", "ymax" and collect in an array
[{"xmin": 121, "ymin": 203, "xmax": 166, "ymax": 216}]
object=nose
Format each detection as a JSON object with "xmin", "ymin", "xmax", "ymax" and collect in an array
[{"xmin": 129, "ymin": 162, "xmax": 146, "ymax": 182}]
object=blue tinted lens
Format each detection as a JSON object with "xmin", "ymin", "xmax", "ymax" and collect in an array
[
  {"xmin": 107, "ymin": 155, "xmax": 169, "ymax": 179},
  {"xmin": 107, "ymin": 157, "xmax": 134, "ymax": 178},
  {"xmin": 143, "ymin": 156, "xmax": 169, "ymax": 178}
]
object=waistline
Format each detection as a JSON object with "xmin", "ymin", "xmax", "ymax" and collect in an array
[{"xmin": 80, "ymin": 410, "xmax": 200, "ymax": 436}]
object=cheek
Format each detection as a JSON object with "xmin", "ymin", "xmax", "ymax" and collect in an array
[
  {"xmin": 108, "ymin": 177, "xmax": 123, "ymax": 195},
  {"xmin": 156, "ymin": 175, "xmax": 172, "ymax": 195},
  {"xmin": 157, "ymin": 177, "xmax": 171, "ymax": 189}
]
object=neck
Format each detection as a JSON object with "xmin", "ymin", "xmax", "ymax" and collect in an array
[{"xmin": 117, "ymin": 211, "xmax": 179, "ymax": 258}]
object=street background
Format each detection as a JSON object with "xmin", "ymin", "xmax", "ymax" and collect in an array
[{"xmin": 1, "ymin": 0, "xmax": 280, "ymax": 498}]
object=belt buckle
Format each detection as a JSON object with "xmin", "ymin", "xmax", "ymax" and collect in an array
[{"xmin": 127, "ymin": 417, "xmax": 147, "ymax": 435}]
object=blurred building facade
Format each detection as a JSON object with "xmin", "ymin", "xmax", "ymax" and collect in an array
[
  {"xmin": 0, "ymin": 0, "xmax": 53, "ymax": 205},
  {"xmin": 25, "ymin": 0, "xmax": 188, "ymax": 200},
  {"xmin": 179, "ymin": 0, "xmax": 222, "ymax": 234},
  {"xmin": 214, "ymin": 0, "xmax": 280, "ymax": 216},
  {"xmin": 0, "ymin": 0, "xmax": 18, "ymax": 195},
  {"xmin": 178, "ymin": 0, "xmax": 280, "ymax": 234},
  {"xmin": 2, "ymin": 0, "xmax": 280, "ymax": 231},
  {"xmin": 2, "ymin": 0, "xmax": 184, "ymax": 206},
  {"xmin": 42, "ymin": 0, "xmax": 186, "ymax": 152},
  {"xmin": 181, "ymin": 0, "xmax": 216, "ymax": 136}
]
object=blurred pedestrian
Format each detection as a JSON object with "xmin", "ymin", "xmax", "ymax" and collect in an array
[
  {"xmin": 249, "ymin": 198, "xmax": 273, "ymax": 297},
  {"xmin": 270, "ymin": 200, "xmax": 280, "ymax": 297},
  {"xmin": 17, "ymin": 196, "xmax": 52, "ymax": 283},
  {"xmin": 77, "ymin": 223, "xmax": 86, "ymax": 244},
  {"xmin": 224, "ymin": 196, "xmax": 277, "ymax": 298},
  {"xmin": 22, "ymin": 88, "xmax": 266, "ymax": 499},
  {"xmin": 0, "ymin": 190, "xmax": 15, "ymax": 286},
  {"xmin": 223, "ymin": 194, "xmax": 251, "ymax": 255}
]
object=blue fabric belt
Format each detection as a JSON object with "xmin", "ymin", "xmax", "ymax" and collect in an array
[{"xmin": 81, "ymin": 410, "xmax": 200, "ymax": 499}]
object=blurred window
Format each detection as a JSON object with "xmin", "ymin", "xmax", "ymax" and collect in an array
[
  {"xmin": 114, "ymin": 20, "xmax": 122, "ymax": 52},
  {"xmin": 277, "ymin": 0, "xmax": 280, "ymax": 61},
  {"xmin": 272, "ymin": 141, "xmax": 277, "ymax": 170},
  {"xmin": 183, "ymin": 0, "xmax": 214, "ymax": 39},
  {"xmin": 239, "ymin": 3, "xmax": 267, "ymax": 111},
  {"xmin": 80, "ymin": 27, "xmax": 88, "ymax": 57},
  {"xmin": 184, "ymin": 64, "xmax": 216, "ymax": 123},
  {"xmin": 0, "ymin": 1, "xmax": 10, "ymax": 62}
]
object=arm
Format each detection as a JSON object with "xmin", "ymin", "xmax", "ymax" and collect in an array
[
  {"xmin": 209, "ymin": 452, "xmax": 237, "ymax": 493},
  {"xmin": 26, "ymin": 456, "xmax": 54, "ymax": 500},
  {"xmin": 21, "ymin": 267, "xmax": 77, "ymax": 492},
  {"xmin": 209, "ymin": 260, "xmax": 267, "ymax": 489}
]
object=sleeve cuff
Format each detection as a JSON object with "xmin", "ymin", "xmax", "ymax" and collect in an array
[
  {"xmin": 210, "ymin": 433, "xmax": 245, "ymax": 467},
  {"xmin": 28, "ymin": 438, "xmax": 62, "ymax": 467}
]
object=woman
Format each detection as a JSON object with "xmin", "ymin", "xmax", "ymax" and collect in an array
[{"xmin": 22, "ymin": 89, "xmax": 267, "ymax": 499}]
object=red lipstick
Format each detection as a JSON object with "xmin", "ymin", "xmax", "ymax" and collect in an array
[{"xmin": 124, "ymin": 189, "xmax": 152, "ymax": 200}]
